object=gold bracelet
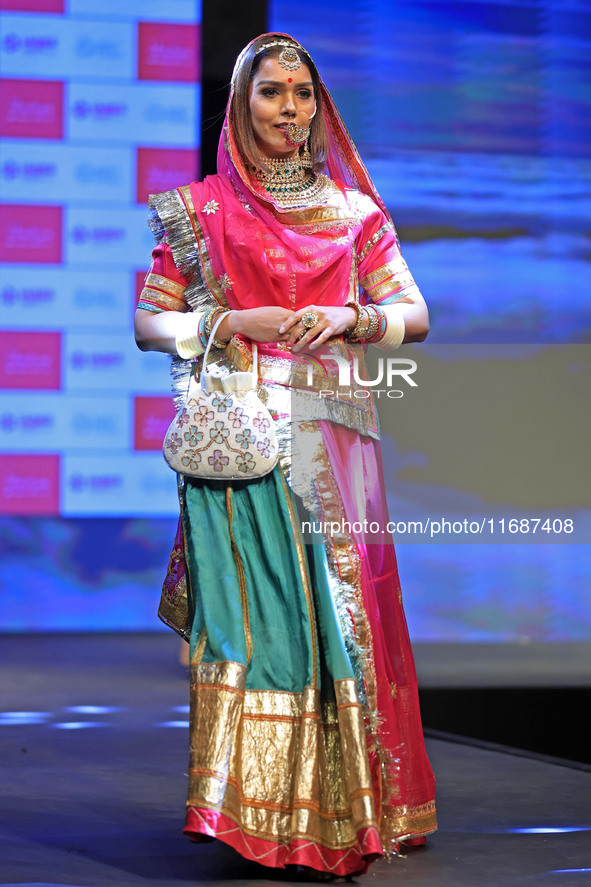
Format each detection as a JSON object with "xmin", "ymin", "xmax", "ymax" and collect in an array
[
  {"xmin": 344, "ymin": 302, "xmax": 369, "ymax": 341},
  {"xmin": 343, "ymin": 300, "xmax": 361, "ymax": 339},
  {"xmin": 204, "ymin": 305, "xmax": 226, "ymax": 337},
  {"xmin": 205, "ymin": 306, "xmax": 230, "ymax": 348}
]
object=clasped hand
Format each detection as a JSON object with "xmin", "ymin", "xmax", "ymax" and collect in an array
[{"xmin": 222, "ymin": 305, "xmax": 357, "ymax": 352}]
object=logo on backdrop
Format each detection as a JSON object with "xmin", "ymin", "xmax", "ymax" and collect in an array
[
  {"xmin": 0, "ymin": 455, "xmax": 60, "ymax": 515},
  {"xmin": 136, "ymin": 147, "xmax": 197, "ymax": 203},
  {"xmin": 137, "ymin": 22, "xmax": 200, "ymax": 82},
  {"xmin": 0, "ymin": 204, "xmax": 62, "ymax": 264},
  {"xmin": 133, "ymin": 396, "xmax": 176, "ymax": 450},
  {"xmin": 1, "ymin": 411, "xmax": 54, "ymax": 432},
  {"xmin": 2, "ymin": 32, "xmax": 58, "ymax": 54},
  {"xmin": 69, "ymin": 349, "xmax": 124, "ymax": 371},
  {"xmin": 1, "ymin": 284, "xmax": 54, "ymax": 306},
  {"xmin": 70, "ymin": 225, "xmax": 125, "ymax": 245},
  {"xmin": 72, "ymin": 99, "xmax": 127, "ymax": 120},
  {"xmin": 2, "ymin": 159, "xmax": 57, "ymax": 181},
  {"xmin": 0, "ymin": 79, "xmax": 63, "ymax": 139},
  {"xmin": 0, "ymin": 332, "xmax": 62, "ymax": 389}
]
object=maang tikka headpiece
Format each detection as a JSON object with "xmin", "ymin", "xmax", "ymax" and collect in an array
[
  {"xmin": 254, "ymin": 39, "xmax": 305, "ymax": 71},
  {"xmin": 278, "ymin": 45, "xmax": 302, "ymax": 70}
]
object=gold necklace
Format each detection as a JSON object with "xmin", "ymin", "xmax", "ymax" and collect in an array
[{"xmin": 252, "ymin": 155, "xmax": 330, "ymax": 208}]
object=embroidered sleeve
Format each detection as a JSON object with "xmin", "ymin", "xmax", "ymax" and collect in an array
[
  {"xmin": 137, "ymin": 241, "xmax": 190, "ymax": 313},
  {"xmin": 356, "ymin": 201, "xmax": 422, "ymax": 307}
]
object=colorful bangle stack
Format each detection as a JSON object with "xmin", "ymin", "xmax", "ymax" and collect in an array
[
  {"xmin": 204, "ymin": 305, "xmax": 230, "ymax": 349},
  {"xmin": 367, "ymin": 304, "xmax": 388, "ymax": 343},
  {"xmin": 363, "ymin": 305, "xmax": 381, "ymax": 342},
  {"xmin": 344, "ymin": 301, "xmax": 386, "ymax": 344}
]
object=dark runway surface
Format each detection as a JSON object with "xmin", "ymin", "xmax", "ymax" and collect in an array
[{"xmin": 1, "ymin": 634, "xmax": 590, "ymax": 887}]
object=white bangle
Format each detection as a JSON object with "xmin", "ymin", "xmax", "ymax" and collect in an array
[
  {"xmin": 175, "ymin": 311, "xmax": 205, "ymax": 359},
  {"xmin": 375, "ymin": 303, "xmax": 405, "ymax": 350}
]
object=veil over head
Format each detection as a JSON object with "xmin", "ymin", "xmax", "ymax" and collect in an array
[
  {"xmin": 218, "ymin": 32, "xmax": 392, "ymax": 221},
  {"xmin": 176, "ymin": 33, "xmax": 400, "ymax": 318}
]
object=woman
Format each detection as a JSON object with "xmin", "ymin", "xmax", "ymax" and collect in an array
[{"xmin": 134, "ymin": 33, "xmax": 436, "ymax": 877}]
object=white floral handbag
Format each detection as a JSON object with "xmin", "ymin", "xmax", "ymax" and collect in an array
[{"xmin": 163, "ymin": 316, "xmax": 279, "ymax": 480}]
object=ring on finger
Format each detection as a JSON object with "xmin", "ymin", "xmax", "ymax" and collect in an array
[{"xmin": 301, "ymin": 311, "xmax": 319, "ymax": 330}]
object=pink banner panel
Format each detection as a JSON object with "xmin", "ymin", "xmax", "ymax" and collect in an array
[
  {"xmin": 0, "ymin": 204, "xmax": 63, "ymax": 265},
  {"xmin": 0, "ymin": 331, "xmax": 61, "ymax": 389},
  {"xmin": 134, "ymin": 395, "xmax": 176, "ymax": 451},
  {"xmin": 0, "ymin": 454, "xmax": 60, "ymax": 515},
  {"xmin": 137, "ymin": 22, "xmax": 200, "ymax": 82},
  {"xmin": 0, "ymin": 79, "xmax": 64, "ymax": 140},
  {"xmin": 136, "ymin": 147, "xmax": 198, "ymax": 204},
  {"xmin": 0, "ymin": 0, "xmax": 63, "ymax": 11}
]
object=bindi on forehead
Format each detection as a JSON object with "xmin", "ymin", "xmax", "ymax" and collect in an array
[{"xmin": 256, "ymin": 79, "xmax": 313, "ymax": 87}]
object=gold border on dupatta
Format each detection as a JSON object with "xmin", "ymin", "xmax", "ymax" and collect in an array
[
  {"xmin": 177, "ymin": 185, "xmax": 230, "ymax": 308},
  {"xmin": 383, "ymin": 801, "xmax": 438, "ymax": 843},
  {"xmin": 157, "ymin": 476, "xmax": 192, "ymax": 641},
  {"xmin": 288, "ymin": 422, "xmax": 379, "ymax": 720}
]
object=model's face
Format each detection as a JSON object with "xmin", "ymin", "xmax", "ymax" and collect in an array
[{"xmin": 248, "ymin": 56, "xmax": 315, "ymax": 159}]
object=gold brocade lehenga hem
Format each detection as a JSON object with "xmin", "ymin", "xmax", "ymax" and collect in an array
[{"xmin": 183, "ymin": 663, "xmax": 434, "ymax": 874}]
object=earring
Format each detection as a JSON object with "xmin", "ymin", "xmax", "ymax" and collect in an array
[{"xmin": 300, "ymin": 136, "xmax": 313, "ymax": 169}]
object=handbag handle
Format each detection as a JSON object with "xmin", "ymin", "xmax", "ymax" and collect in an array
[{"xmin": 202, "ymin": 312, "xmax": 258, "ymax": 386}]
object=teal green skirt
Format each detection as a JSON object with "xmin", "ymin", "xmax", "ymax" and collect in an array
[{"xmin": 183, "ymin": 467, "xmax": 355, "ymax": 695}]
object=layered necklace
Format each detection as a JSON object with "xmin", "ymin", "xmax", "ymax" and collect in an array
[{"xmin": 252, "ymin": 154, "xmax": 330, "ymax": 208}]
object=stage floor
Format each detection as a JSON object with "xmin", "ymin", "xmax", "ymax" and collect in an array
[{"xmin": 1, "ymin": 633, "xmax": 589, "ymax": 887}]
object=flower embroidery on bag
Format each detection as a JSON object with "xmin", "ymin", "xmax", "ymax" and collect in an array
[
  {"xmin": 236, "ymin": 428, "xmax": 255, "ymax": 450},
  {"xmin": 203, "ymin": 200, "xmax": 219, "ymax": 215},
  {"xmin": 184, "ymin": 425, "xmax": 204, "ymax": 448},
  {"xmin": 209, "ymin": 449, "xmax": 229, "ymax": 471},
  {"xmin": 235, "ymin": 452, "xmax": 256, "ymax": 473},
  {"xmin": 166, "ymin": 433, "xmax": 182, "ymax": 454},
  {"xmin": 228, "ymin": 406, "xmax": 248, "ymax": 428},
  {"xmin": 253, "ymin": 412, "xmax": 270, "ymax": 433},
  {"xmin": 211, "ymin": 394, "xmax": 232, "ymax": 412},
  {"xmin": 196, "ymin": 404, "xmax": 214, "ymax": 426},
  {"xmin": 176, "ymin": 409, "xmax": 190, "ymax": 427},
  {"xmin": 210, "ymin": 420, "xmax": 230, "ymax": 444},
  {"xmin": 257, "ymin": 437, "xmax": 272, "ymax": 459},
  {"xmin": 181, "ymin": 450, "xmax": 202, "ymax": 471}
]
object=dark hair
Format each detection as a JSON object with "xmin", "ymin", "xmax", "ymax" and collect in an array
[{"xmin": 230, "ymin": 34, "xmax": 328, "ymax": 174}]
